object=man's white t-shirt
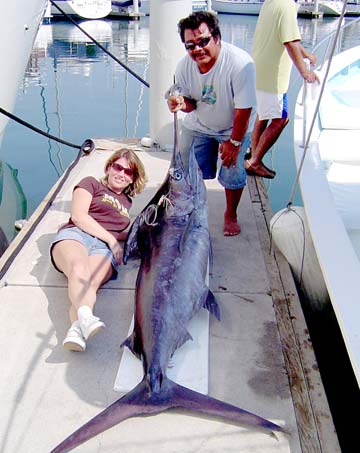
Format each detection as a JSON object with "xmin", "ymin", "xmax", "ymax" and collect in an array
[{"xmin": 175, "ymin": 42, "xmax": 256, "ymax": 136}]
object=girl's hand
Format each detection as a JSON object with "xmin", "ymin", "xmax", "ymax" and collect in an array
[{"xmin": 108, "ymin": 238, "xmax": 123, "ymax": 265}]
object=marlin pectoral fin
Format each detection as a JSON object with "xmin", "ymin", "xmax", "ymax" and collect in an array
[
  {"xmin": 202, "ymin": 289, "xmax": 221, "ymax": 321},
  {"xmin": 173, "ymin": 325, "xmax": 193, "ymax": 351},
  {"xmin": 121, "ymin": 333, "xmax": 141, "ymax": 359},
  {"xmin": 123, "ymin": 216, "xmax": 142, "ymax": 264},
  {"xmin": 178, "ymin": 210, "xmax": 196, "ymax": 253}
]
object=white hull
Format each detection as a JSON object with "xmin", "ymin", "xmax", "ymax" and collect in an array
[
  {"xmin": 318, "ymin": 0, "xmax": 343, "ymax": 15},
  {"xmin": 50, "ymin": 0, "xmax": 112, "ymax": 19},
  {"xmin": 294, "ymin": 45, "xmax": 360, "ymax": 386},
  {"xmin": 112, "ymin": 0, "xmax": 209, "ymax": 16},
  {"xmin": 0, "ymin": 0, "xmax": 47, "ymax": 145},
  {"xmin": 298, "ymin": 1, "xmax": 360, "ymax": 16},
  {"xmin": 212, "ymin": 0, "xmax": 264, "ymax": 15}
]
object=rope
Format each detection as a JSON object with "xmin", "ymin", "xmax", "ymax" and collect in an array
[
  {"xmin": 0, "ymin": 107, "xmax": 81, "ymax": 149},
  {"xmin": 142, "ymin": 194, "xmax": 174, "ymax": 226},
  {"xmin": 49, "ymin": 0, "xmax": 149, "ymax": 88}
]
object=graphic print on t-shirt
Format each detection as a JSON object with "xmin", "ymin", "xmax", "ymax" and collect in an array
[
  {"xmin": 102, "ymin": 193, "xmax": 130, "ymax": 218},
  {"xmin": 201, "ymin": 84, "xmax": 216, "ymax": 105}
]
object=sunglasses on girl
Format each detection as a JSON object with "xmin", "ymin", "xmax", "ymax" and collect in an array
[
  {"xmin": 111, "ymin": 162, "xmax": 134, "ymax": 177},
  {"xmin": 184, "ymin": 36, "xmax": 212, "ymax": 51}
]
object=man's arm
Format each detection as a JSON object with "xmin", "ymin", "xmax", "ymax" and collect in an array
[
  {"xmin": 285, "ymin": 40, "xmax": 319, "ymax": 83},
  {"xmin": 220, "ymin": 107, "xmax": 252, "ymax": 168}
]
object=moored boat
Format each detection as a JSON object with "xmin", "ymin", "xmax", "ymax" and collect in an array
[
  {"xmin": 0, "ymin": 0, "xmax": 48, "ymax": 145},
  {"xmin": 0, "ymin": 1, "xmax": 47, "ymax": 253},
  {"xmin": 112, "ymin": 0, "xmax": 211, "ymax": 16},
  {"xmin": 318, "ymin": 0, "xmax": 343, "ymax": 15},
  {"xmin": 292, "ymin": 42, "xmax": 360, "ymax": 386},
  {"xmin": 212, "ymin": 0, "xmax": 265, "ymax": 15},
  {"xmin": 50, "ymin": 0, "xmax": 112, "ymax": 19}
]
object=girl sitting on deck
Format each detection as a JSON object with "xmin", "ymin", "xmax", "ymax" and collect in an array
[{"xmin": 50, "ymin": 148, "xmax": 147, "ymax": 352}]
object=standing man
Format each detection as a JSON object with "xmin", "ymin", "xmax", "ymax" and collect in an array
[
  {"xmin": 167, "ymin": 11, "xmax": 256, "ymax": 236},
  {"xmin": 245, "ymin": 0, "xmax": 319, "ymax": 179}
]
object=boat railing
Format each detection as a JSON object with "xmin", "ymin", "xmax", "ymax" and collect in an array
[
  {"xmin": 288, "ymin": 4, "xmax": 359, "ymax": 205},
  {"xmin": 300, "ymin": 14, "xmax": 360, "ymax": 148},
  {"xmin": 312, "ymin": 15, "xmax": 360, "ymax": 71}
]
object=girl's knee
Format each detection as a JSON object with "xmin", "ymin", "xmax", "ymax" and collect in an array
[{"xmin": 68, "ymin": 260, "xmax": 90, "ymax": 281}]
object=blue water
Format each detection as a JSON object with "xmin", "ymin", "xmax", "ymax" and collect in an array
[{"xmin": 0, "ymin": 14, "xmax": 359, "ymax": 246}]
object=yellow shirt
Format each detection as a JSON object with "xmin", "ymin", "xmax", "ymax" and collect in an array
[{"xmin": 252, "ymin": 0, "xmax": 301, "ymax": 93}]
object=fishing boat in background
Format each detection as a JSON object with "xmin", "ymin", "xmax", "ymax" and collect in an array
[
  {"xmin": 0, "ymin": 1, "xmax": 47, "ymax": 254},
  {"xmin": 297, "ymin": 0, "xmax": 360, "ymax": 17},
  {"xmin": 346, "ymin": 0, "xmax": 360, "ymax": 15},
  {"xmin": 49, "ymin": 0, "xmax": 112, "ymax": 19},
  {"xmin": 211, "ymin": 0, "xmax": 264, "ymax": 15},
  {"xmin": 318, "ymin": 0, "xmax": 343, "ymax": 15},
  {"xmin": 0, "ymin": 0, "xmax": 47, "ymax": 146},
  {"xmin": 116, "ymin": 0, "xmax": 211, "ymax": 16},
  {"xmin": 292, "ymin": 41, "xmax": 360, "ymax": 387}
]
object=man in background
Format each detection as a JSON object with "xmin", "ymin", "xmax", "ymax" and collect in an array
[{"xmin": 245, "ymin": 0, "xmax": 319, "ymax": 179}]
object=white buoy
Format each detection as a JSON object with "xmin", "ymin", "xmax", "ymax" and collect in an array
[
  {"xmin": 140, "ymin": 136, "xmax": 152, "ymax": 148},
  {"xmin": 14, "ymin": 219, "xmax": 28, "ymax": 231},
  {"xmin": 270, "ymin": 206, "xmax": 329, "ymax": 310}
]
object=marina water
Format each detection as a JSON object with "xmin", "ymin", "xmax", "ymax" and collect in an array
[{"xmin": 1, "ymin": 12, "xmax": 360, "ymax": 450}]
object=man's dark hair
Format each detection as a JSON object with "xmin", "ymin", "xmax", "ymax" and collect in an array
[{"xmin": 178, "ymin": 11, "xmax": 221, "ymax": 43}]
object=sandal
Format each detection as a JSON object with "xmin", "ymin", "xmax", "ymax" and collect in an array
[{"xmin": 245, "ymin": 160, "xmax": 275, "ymax": 179}]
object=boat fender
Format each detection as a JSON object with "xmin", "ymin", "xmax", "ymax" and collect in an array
[
  {"xmin": 140, "ymin": 136, "xmax": 152, "ymax": 148},
  {"xmin": 14, "ymin": 219, "xmax": 28, "ymax": 231},
  {"xmin": 270, "ymin": 206, "xmax": 329, "ymax": 310}
]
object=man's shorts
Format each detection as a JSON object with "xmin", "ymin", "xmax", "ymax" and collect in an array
[
  {"xmin": 180, "ymin": 126, "xmax": 250, "ymax": 190},
  {"xmin": 256, "ymin": 90, "xmax": 289, "ymax": 121},
  {"xmin": 50, "ymin": 226, "xmax": 118, "ymax": 278}
]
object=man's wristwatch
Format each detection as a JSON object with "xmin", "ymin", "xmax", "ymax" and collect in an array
[{"xmin": 229, "ymin": 138, "xmax": 241, "ymax": 147}]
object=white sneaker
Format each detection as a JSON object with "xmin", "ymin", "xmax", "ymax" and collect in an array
[
  {"xmin": 79, "ymin": 315, "xmax": 105, "ymax": 340},
  {"xmin": 63, "ymin": 321, "xmax": 86, "ymax": 352}
]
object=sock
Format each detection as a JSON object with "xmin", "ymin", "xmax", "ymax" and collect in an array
[{"xmin": 77, "ymin": 306, "xmax": 93, "ymax": 321}]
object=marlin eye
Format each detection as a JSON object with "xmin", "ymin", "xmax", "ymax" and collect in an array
[{"xmin": 170, "ymin": 168, "xmax": 182, "ymax": 180}]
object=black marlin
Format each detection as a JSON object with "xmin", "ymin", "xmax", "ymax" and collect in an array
[{"xmin": 51, "ymin": 111, "xmax": 284, "ymax": 452}]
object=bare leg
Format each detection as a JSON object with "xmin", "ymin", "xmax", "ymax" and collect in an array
[
  {"xmin": 246, "ymin": 117, "xmax": 289, "ymax": 178},
  {"xmin": 251, "ymin": 115, "xmax": 268, "ymax": 153},
  {"xmin": 224, "ymin": 188, "xmax": 243, "ymax": 237},
  {"xmin": 52, "ymin": 240, "xmax": 113, "ymax": 323}
]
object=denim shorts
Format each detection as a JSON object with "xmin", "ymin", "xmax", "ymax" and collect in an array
[
  {"xmin": 180, "ymin": 126, "xmax": 250, "ymax": 190},
  {"xmin": 50, "ymin": 226, "xmax": 118, "ymax": 278}
]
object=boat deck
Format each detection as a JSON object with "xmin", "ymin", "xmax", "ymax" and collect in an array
[{"xmin": 0, "ymin": 139, "xmax": 339, "ymax": 452}]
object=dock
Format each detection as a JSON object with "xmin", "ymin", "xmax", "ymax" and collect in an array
[{"xmin": 0, "ymin": 139, "xmax": 340, "ymax": 452}]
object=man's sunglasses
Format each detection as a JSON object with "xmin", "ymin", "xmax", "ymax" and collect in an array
[
  {"xmin": 111, "ymin": 162, "xmax": 134, "ymax": 177},
  {"xmin": 184, "ymin": 36, "xmax": 212, "ymax": 52}
]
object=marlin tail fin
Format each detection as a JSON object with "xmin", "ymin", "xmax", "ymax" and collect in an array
[{"xmin": 51, "ymin": 377, "xmax": 284, "ymax": 452}]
